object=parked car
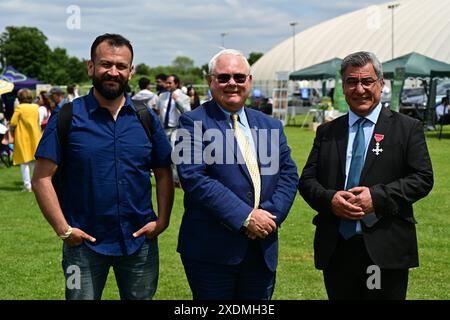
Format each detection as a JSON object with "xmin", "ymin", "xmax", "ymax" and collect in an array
[
  {"xmin": 436, "ymin": 79, "xmax": 450, "ymax": 104},
  {"xmin": 379, "ymin": 80, "xmax": 450, "ymax": 110},
  {"xmin": 401, "ymin": 87, "xmax": 427, "ymax": 107},
  {"xmin": 250, "ymin": 96, "xmax": 272, "ymax": 115}
]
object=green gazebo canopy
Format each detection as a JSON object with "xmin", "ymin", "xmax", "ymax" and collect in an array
[
  {"xmin": 382, "ymin": 52, "xmax": 450, "ymax": 79},
  {"xmin": 289, "ymin": 57, "xmax": 342, "ymax": 80}
]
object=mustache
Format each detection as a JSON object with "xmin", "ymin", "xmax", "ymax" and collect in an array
[{"xmin": 102, "ymin": 74, "xmax": 123, "ymax": 83}]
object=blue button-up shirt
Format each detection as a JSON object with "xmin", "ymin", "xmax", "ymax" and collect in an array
[
  {"xmin": 217, "ymin": 105, "xmax": 258, "ymax": 156},
  {"xmin": 35, "ymin": 89, "xmax": 172, "ymax": 256}
]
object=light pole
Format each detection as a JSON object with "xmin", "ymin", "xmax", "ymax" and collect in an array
[
  {"xmin": 220, "ymin": 32, "xmax": 228, "ymax": 48},
  {"xmin": 289, "ymin": 22, "xmax": 298, "ymax": 71},
  {"xmin": 387, "ymin": 4, "xmax": 400, "ymax": 59}
]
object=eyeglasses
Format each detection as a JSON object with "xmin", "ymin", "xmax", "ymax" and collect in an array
[
  {"xmin": 344, "ymin": 77, "xmax": 379, "ymax": 89},
  {"xmin": 210, "ymin": 73, "xmax": 250, "ymax": 84}
]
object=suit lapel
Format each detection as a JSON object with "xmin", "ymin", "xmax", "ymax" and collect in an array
[
  {"xmin": 245, "ymin": 108, "xmax": 259, "ymax": 161},
  {"xmin": 360, "ymin": 107, "xmax": 394, "ymax": 227},
  {"xmin": 207, "ymin": 100, "xmax": 234, "ymax": 151},
  {"xmin": 208, "ymin": 101, "xmax": 253, "ymax": 184},
  {"xmin": 335, "ymin": 115, "xmax": 349, "ymax": 180},
  {"xmin": 360, "ymin": 107, "xmax": 393, "ymax": 181}
]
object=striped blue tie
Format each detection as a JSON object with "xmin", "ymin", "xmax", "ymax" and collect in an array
[{"xmin": 339, "ymin": 118, "xmax": 367, "ymax": 240}]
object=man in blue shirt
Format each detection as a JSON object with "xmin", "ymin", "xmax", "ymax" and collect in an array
[{"xmin": 32, "ymin": 33, "xmax": 174, "ymax": 300}]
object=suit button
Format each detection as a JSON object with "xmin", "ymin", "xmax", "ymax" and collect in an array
[{"xmin": 246, "ymin": 192, "xmax": 253, "ymax": 198}]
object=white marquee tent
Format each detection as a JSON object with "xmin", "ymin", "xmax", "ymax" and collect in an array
[{"xmin": 251, "ymin": 0, "xmax": 450, "ymax": 92}]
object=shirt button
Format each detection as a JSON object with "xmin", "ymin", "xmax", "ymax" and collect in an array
[{"xmin": 246, "ymin": 192, "xmax": 253, "ymax": 198}]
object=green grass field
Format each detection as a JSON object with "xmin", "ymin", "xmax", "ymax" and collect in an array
[{"xmin": 0, "ymin": 122, "xmax": 449, "ymax": 300}]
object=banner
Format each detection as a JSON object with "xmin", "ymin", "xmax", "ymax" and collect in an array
[
  {"xmin": 390, "ymin": 67, "xmax": 405, "ymax": 112},
  {"xmin": 0, "ymin": 80, "xmax": 14, "ymax": 95}
]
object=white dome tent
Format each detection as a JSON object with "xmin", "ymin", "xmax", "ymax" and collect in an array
[{"xmin": 251, "ymin": 0, "xmax": 450, "ymax": 95}]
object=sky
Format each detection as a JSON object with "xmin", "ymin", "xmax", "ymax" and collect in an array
[{"xmin": 0, "ymin": 0, "xmax": 391, "ymax": 67}]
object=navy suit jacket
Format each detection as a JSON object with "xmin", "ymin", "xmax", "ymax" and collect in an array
[{"xmin": 176, "ymin": 100, "xmax": 298, "ymax": 272}]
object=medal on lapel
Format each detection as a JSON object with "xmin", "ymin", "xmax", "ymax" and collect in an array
[{"xmin": 372, "ymin": 134, "xmax": 384, "ymax": 155}]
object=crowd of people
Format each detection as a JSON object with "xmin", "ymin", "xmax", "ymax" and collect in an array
[
  {"xmin": 0, "ymin": 85, "xmax": 78, "ymax": 191},
  {"xmin": 0, "ymin": 33, "xmax": 436, "ymax": 301},
  {"xmin": 0, "ymin": 66, "xmax": 205, "ymax": 191}
]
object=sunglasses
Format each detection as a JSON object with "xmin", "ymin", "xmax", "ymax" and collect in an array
[{"xmin": 210, "ymin": 73, "xmax": 250, "ymax": 84}]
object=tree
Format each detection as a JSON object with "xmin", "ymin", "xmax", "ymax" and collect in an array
[
  {"xmin": 172, "ymin": 56, "xmax": 194, "ymax": 73},
  {"xmin": 248, "ymin": 52, "xmax": 263, "ymax": 66},
  {"xmin": 41, "ymin": 48, "xmax": 88, "ymax": 85},
  {"xmin": 42, "ymin": 47, "xmax": 71, "ymax": 84},
  {"xmin": 0, "ymin": 26, "xmax": 51, "ymax": 79},
  {"xmin": 66, "ymin": 57, "xmax": 89, "ymax": 84},
  {"xmin": 201, "ymin": 63, "xmax": 209, "ymax": 77},
  {"xmin": 135, "ymin": 63, "xmax": 151, "ymax": 75},
  {"xmin": 0, "ymin": 26, "xmax": 88, "ymax": 85}
]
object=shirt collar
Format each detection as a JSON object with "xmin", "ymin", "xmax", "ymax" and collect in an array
[
  {"xmin": 348, "ymin": 103, "xmax": 382, "ymax": 127},
  {"xmin": 86, "ymin": 88, "xmax": 135, "ymax": 115},
  {"xmin": 217, "ymin": 104, "xmax": 247, "ymax": 126}
]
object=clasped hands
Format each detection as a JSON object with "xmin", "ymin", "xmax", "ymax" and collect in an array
[
  {"xmin": 245, "ymin": 209, "xmax": 277, "ymax": 240},
  {"xmin": 331, "ymin": 186, "xmax": 373, "ymax": 220}
]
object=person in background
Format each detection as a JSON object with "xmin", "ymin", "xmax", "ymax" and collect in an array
[
  {"xmin": 37, "ymin": 91, "xmax": 55, "ymax": 131},
  {"xmin": 156, "ymin": 74, "xmax": 190, "ymax": 187},
  {"xmin": 32, "ymin": 33, "xmax": 174, "ymax": 300},
  {"xmin": 298, "ymin": 51, "xmax": 434, "ymax": 300},
  {"xmin": 9, "ymin": 88, "xmax": 42, "ymax": 192},
  {"xmin": 47, "ymin": 86, "xmax": 66, "ymax": 110},
  {"xmin": 187, "ymin": 85, "xmax": 200, "ymax": 110},
  {"xmin": 155, "ymin": 73, "xmax": 168, "ymax": 96},
  {"xmin": 132, "ymin": 77, "xmax": 158, "ymax": 113},
  {"xmin": 66, "ymin": 84, "xmax": 79, "ymax": 103},
  {"xmin": 435, "ymin": 97, "xmax": 449, "ymax": 122},
  {"xmin": 156, "ymin": 74, "xmax": 190, "ymax": 136}
]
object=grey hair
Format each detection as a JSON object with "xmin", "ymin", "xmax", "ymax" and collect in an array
[
  {"xmin": 208, "ymin": 49, "xmax": 251, "ymax": 74},
  {"xmin": 340, "ymin": 51, "xmax": 383, "ymax": 79}
]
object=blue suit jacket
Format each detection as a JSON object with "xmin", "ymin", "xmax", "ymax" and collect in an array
[{"xmin": 176, "ymin": 100, "xmax": 298, "ymax": 272}]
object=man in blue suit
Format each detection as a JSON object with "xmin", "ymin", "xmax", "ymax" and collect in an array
[{"xmin": 174, "ymin": 49, "xmax": 298, "ymax": 300}]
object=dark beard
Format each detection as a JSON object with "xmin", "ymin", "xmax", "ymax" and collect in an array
[{"xmin": 92, "ymin": 73, "xmax": 127, "ymax": 100}]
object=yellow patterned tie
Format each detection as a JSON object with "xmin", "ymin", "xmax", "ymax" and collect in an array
[{"xmin": 231, "ymin": 113, "xmax": 261, "ymax": 208}]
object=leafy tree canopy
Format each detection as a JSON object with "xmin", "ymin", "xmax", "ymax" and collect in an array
[
  {"xmin": 0, "ymin": 26, "xmax": 88, "ymax": 85},
  {"xmin": 0, "ymin": 26, "xmax": 50, "ymax": 79},
  {"xmin": 248, "ymin": 52, "xmax": 263, "ymax": 66},
  {"xmin": 0, "ymin": 26, "xmax": 217, "ymax": 89}
]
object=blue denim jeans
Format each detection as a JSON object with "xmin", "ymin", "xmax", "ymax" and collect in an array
[{"xmin": 62, "ymin": 238, "xmax": 159, "ymax": 300}]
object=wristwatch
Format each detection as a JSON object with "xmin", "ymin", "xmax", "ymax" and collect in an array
[{"xmin": 58, "ymin": 226, "xmax": 73, "ymax": 240}]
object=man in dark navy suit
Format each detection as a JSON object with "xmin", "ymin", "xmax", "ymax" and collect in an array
[
  {"xmin": 175, "ymin": 49, "xmax": 298, "ymax": 300},
  {"xmin": 298, "ymin": 51, "xmax": 433, "ymax": 299}
]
